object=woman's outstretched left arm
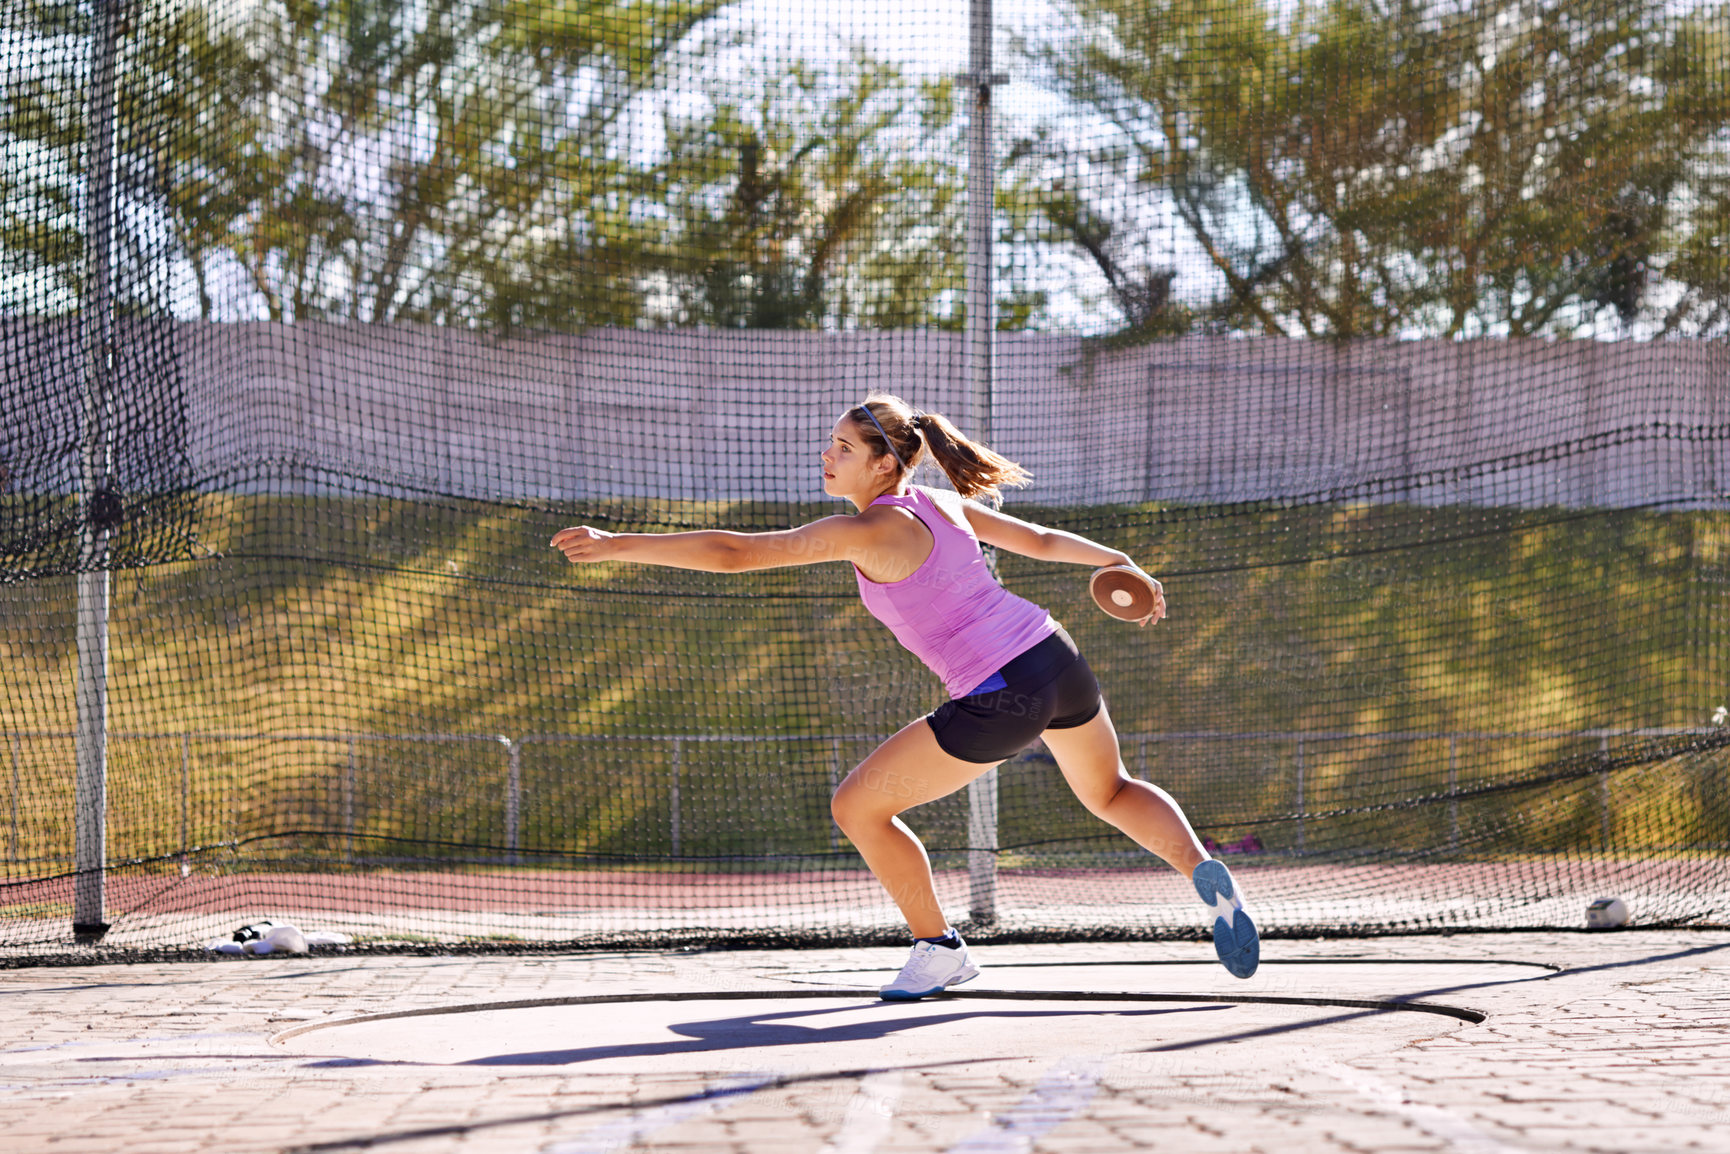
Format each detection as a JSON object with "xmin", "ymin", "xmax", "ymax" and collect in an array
[{"xmin": 550, "ymin": 514, "xmax": 890, "ymax": 574}]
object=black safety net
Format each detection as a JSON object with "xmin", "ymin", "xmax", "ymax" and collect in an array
[{"xmin": 2, "ymin": 0, "xmax": 1728, "ymax": 959}]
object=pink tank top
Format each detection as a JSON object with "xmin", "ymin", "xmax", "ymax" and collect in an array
[{"xmin": 854, "ymin": 486, "xmax": 1058, "ymax": 699}]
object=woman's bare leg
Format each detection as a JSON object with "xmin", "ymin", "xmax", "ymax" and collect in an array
[
  {"xmin": 830, "ymin": 718, "xmax": 999, "ymax": 939},
  {"xmin": 1037, "ymin": 703, "xmax": 1209, "ymax": 876}
]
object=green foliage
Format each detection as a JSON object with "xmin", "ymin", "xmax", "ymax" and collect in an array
[
  {"xmin": 648, "ymin": 52, "xmax": 969, "ymax": 329},
  {"xmin": 3, "ymin": 0, "xmax": 733, "ymax": 324},
  {"xmin": 1, "ymin": 0, "xmax": 1017, "ymax": 330},
  {"xmin": 1038, "ymin": 0, "xmax": 1730, "ymax": 338},
  {"xmin": 10, "ymin": 0, "xmax": 1723, "ymax": 336}
]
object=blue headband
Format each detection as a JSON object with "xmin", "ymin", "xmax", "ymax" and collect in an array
[{"xmin": 858, "ymin": 406, "xmax": 907, "ymax": 469}]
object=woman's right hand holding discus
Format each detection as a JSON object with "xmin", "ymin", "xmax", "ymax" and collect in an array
[
  {"xmin": 1137, "ymin": 569, "xmax": 1166, "ymax": 627},
  {"xmin": 1090, "ymin": 560, "xmax": 1166, "ymax": 627},
  {"xmin": 1130, "ymin": 564, "xmax": 1166, "ymax": 627},
  {"xmin": 550, "ymin": 525, "xmax": 618, "ymax": 565}
]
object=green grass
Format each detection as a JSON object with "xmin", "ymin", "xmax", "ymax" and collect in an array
[
  {"xmin": 0, "ymin": 902, "xmax": 72, "ymax": 918},
  {"xmin": 2, "ymin": 494, "xmax": 1725, "ymax": 868}
]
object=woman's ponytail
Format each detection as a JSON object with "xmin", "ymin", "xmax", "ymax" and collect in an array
[
  {"xmin": 913, "ymin": 410, "xmax": 1031, "ymax": 504},
  {"xmin": 851, "ymin": 394, "xmax": 1031, "ymax": 504}
]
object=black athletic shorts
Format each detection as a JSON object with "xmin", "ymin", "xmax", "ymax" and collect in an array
[{"xmin": 926, "ymin": 627, "xmax": 1103, "ymax": 764}]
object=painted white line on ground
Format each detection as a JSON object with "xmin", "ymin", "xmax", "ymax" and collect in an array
[
  {"xmin": 1320, "ymin": 1060, "xmax": 1525, "ymax": 1153},
  {"xmin": 816, "ymin": 1069, "xmax": 905, "ymax": 1154},
  {"xmin": 943, "ymin": 1055, "xmax": 1107, "ymax": 1153},
  {"xmin": 540, "ymin": 1072, "xmax": 778, "ymax": 1154}
]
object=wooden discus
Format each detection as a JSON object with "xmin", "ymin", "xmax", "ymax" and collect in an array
[{"xmin": 1090, "ymin": 565, "xmax": 1161, "ymax": 621}]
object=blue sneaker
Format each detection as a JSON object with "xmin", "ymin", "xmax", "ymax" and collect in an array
[{"xmin": 1193, "ymin": 859, "xmax": 1259, "ymax": 978}]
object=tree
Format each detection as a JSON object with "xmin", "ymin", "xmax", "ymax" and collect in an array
[
  {"xmin": 999, "ymin": 131, "xmax": 1191, "ymax": 339},
  {"xmin": 2, "ymin": 0, "xmax": 731, "ymax": 326},
  {"xmin": 646, "ymin": 51, "xmax": 971, "ymax": 329},
  {"xmin": 1034, "ymin": 0, "xmax": 1730, "ymax": 338},
  {"xmin": 3, "ymin": 1, "xmax": 1111, "ymax": 334}
]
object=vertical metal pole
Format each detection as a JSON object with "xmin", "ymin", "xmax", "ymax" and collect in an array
[
  {"xmin": 1293, "ymin": 736, "xmax": 1306, "ymax": 854},
  {"xmin": 828, "ymin": 737, "xmax": 842, "ymax": 851},
  {"xmin": 179, "ymin": 732, "xmax": 190, "ymax": 866},
  {"xmin": 8, "ymin": 735, "xmax": 19, "ymax": 862},
  {"xmin": 964, "ymin": 0, "xmax": 999, "ymax": 925},
  {"xmin": 670, "ymin": 738, "xmax": 683, "ymax": 858},
  {"xmin": 966, "ymin": 756, "xmax": 999, "ymax": 925},
  {"xmin": 74, "ymin": 0, "xmax": 124, "ymax": 945},
  {"xmin": 1598, "ymin": 735, "xmax": 1611, "ymax": 851},
  {"xmin": 73, "ymin": 579, "xmax": 109, "ymax": 937},
  {"xmin": 343, "ymin": 738, "xmax": 356, "ymax": 863},
  {"xmin": 966, "ymin": 0, "xmax": 995, "ymax": 436},
  {"xmin": 503, "ymin": 737, "xmax": 520, "ymax": 866},
  {"xmin": 1447, "ymin": 735, "xmax": 1460, "ymax": 855}
]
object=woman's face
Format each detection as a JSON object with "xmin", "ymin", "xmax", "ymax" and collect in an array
[{"xmin": 821, "ymin": 417, "xmax": 895, "ymax": 502}]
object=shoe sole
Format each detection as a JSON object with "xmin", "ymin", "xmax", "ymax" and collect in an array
[
  {"xmin": 1193, "ymin": 860, "xmax": 1260, "ymax": 979},
  {"xmin": 879, "ymin": 962, "xmax": 982, "ymax": 1001}
]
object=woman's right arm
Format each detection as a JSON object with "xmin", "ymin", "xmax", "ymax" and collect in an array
[
  {"xmin": 961, "ymin": 503, "xmax": 1136, "ymax": 569},
  {"xmin": 962, "ymin": 501, "xmax": 1166, "ymax": 626},
  {"xmin": 551, "ymin": 514, "xmax": 891, "ymax": 574}
]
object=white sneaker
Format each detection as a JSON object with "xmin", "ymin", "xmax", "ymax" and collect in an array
[{"xmin": 879, "ymin": 936, "xmax": 981, "ymax": 1000}]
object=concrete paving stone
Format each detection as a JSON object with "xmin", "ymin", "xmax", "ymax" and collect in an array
[
  {"xmin": 1103, "ymin": 1122, "xmax": 1197, "ymax": 1145},
  {"xmin": 926, "ymin": 1076, "xmax": 1016, "ymax": 1090},
  {"xmin": 1119, "ymin": 1131, "xmax": 1260, "ymax": 1152},
  {"xmin": 450, "ymin": 1136, "xmax": 550, "ymax": 1153},
  {"xmin": 718, "ymin": 1116, "xmax": 828, "ymax": 1137},
  {"xmin": 1153, "ymin": 1129, "xmax": 1303, "ymax": 1152},
  {"xmin": 713, "ymin": 1139, "xmax": 820, "ymax": 1152},
  {"xmin": 1028, "ymin": 1134, "xmax": 1139, "ymax": 1152},
  {"xmin": 1500, "ymin": 1128, "xmax": 1717, "ymax": 1152},
  {"xmin": 1086, "ymin": 1101, "xmax": 1181, "ymax": 1121},
  {"xmin": 135, "ymin": 1124, "xmax": 237, "ymax": 1140},
  {"xmin": 380, "ymin": 1114, "xmax": 483, "ymax": 1131},
  {"xmin": 1482, "ymin": 1086, "xmax": 1604, "ymax": 1104}
]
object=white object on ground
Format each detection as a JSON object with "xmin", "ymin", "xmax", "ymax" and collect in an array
[
  {"xmin": 1586, "ymin": 897, "xmax": 1630, "ymax": 929},
  {"xmin": 205, "ymin": 921, "xmax": 355, "ymax": 954}
]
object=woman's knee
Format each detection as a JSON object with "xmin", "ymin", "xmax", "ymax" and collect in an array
[
  {"xmin": 829, "ymin": 783, "xmax": 858, "ymax": 830},
  {"xmin": 1070, "ymin": 770, "xmax": 1131, "ymax": 819},
  {"xmin": 830, "ymin": 775, "xmax": 887, "ymax": 833}
]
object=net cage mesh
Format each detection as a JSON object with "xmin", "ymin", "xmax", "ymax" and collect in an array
[{"xmin": 1, "ymin": 0, "xmax": 1729, "ymax": 960}]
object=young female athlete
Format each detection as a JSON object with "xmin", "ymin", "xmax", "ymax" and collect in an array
[{"xmin": 550, "ymin": 395, "xmax": 1259, "ymax": 996}]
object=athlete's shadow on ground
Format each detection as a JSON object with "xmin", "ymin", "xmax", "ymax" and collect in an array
[
  {"xmin": 1135, "ymin": 939, "xmax": 1730, "ymax": 1053},
  {"xmin": 456, "ymin": 1000, "xmax": 1233, "ymax": 1067}
]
